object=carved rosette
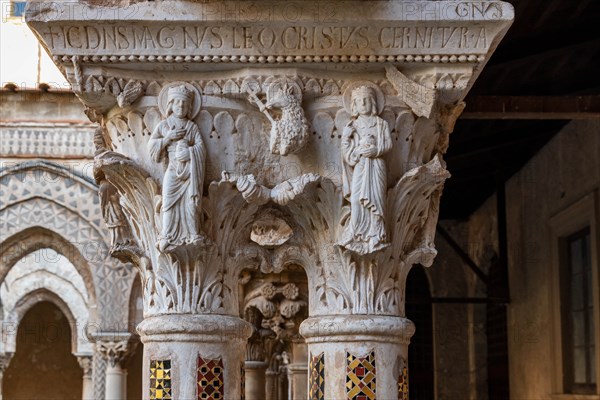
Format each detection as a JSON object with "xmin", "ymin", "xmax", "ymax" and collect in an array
[
  {"xmin": 244, "ymin": 281, "xmax": 307, "ymax": 364},
  {"xmin": 28, "ymin": 1, "xmax": 513, "ymax": 322}
]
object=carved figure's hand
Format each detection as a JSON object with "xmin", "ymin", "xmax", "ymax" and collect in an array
[
  {"xmin": 342, "ymin": 122, "xmax": 355, "ymax": 138},
  {"xmin": 360, "ymin": 145, "xmax": 378, "ymax": 158},
  {"xmin": 167, "ymin": 128, "xmax": 186, "ymax": 142}
]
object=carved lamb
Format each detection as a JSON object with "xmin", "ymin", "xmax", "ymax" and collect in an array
[{"xmin": 248, "ymin": 78, "xmax": 309, "ymax": 156}]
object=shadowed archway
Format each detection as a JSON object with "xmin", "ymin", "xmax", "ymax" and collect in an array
[{"xmin": 3, "ymin": 301, "xmax": 83, "ymax": 400}]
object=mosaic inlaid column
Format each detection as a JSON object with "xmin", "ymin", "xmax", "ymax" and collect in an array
[
  {"xmin": 27, "ymin": 1, "xmax": 513, "ymax": 398},
  {"xmin": 77, "ymin": 355, "xmax": 94, "ymax": 400}
]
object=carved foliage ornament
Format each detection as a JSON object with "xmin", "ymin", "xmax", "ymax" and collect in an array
[{"xmin": 94, "ymin": 72, "xmax": 453, "ymax": 318}]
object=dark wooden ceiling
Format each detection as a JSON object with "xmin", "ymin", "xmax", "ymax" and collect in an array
[{"xmin": 440, "ymin": 0, "xmax": 600, "ymax": 219}]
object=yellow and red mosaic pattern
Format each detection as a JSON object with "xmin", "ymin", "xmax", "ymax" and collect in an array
[
  {"xmin": 346, "ymin": 351, "xmax": 376, "ymax": 400},
  {"xmin": 197, "ymin": 356, "xmax": 224, "ymax": 400},
  {"xmin": 398, "ymin": 358, "xmax": 409, "ymax": 400},
  {"xmin": 150, "ymin": 359, "xmax": 172, "ymax": 399},
  {"xmin": 309, "ymin": 352, "xmax": 325, "ymax": 400}
]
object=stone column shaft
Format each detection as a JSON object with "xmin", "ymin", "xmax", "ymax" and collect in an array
[
  {"xmin": 26, "ymin": 2, "xmax": 514, "ymax": 398},
  {"xmin": 244, "ymin": 361, "xmax": 268, "ymax": 400},
  {"xmin": 95, "ymin": 334, "xmax": 136, "ymax": 400},
  {"xmin": 77, "ymin": 355, "xmax": 94, "ymax": 400},
  {"xmin": 139, "ymin": 315, "xmax": 250, "ymax": 399},
  {"xmin": 301, "ymin": 316, "xmax": 414, "ymax": 400},
  {"xmin": 105, "ymin": 366, "xmax": 127, "ymax": 400},
  {"xmin": 286, "ymin": 363, "xmax": 307, "ymax": 400}
]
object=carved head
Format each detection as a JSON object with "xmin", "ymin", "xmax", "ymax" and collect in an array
[
  {"xmin": 166, "ymin": 85, "xmax": 194, "ymax": 119},
  {"xmin": 265, "ymin": 78, "xmax": 302, "ymax": 109},
  {"xmin": 351, "ymin": 86, "xmax": 378, "ymax": 117}
]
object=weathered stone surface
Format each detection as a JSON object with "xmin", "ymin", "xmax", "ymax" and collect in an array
[{"xmin": 26, "ymin": 1, "xmax": 513, "ymax": 397}]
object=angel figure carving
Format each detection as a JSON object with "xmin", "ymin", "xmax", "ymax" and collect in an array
[
  {"xmin": 339, "ymin": 84, "xmax": 392, "ymax": 255},
  {"xmin": 149, "ymin": 84, "xmax": 206, "ymax": 253}
]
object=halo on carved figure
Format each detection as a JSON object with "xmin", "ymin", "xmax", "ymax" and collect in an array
[
  {"xmin": 342, "ymin": 81, "xmax": 385, "ymax": 115},
  {"xmin": 267, "ymin": 77, "xmax": 303, "ymax": 104},
  {"xmin": 158, "ymin": 82, "xmax": 202, "ymax": 119}
]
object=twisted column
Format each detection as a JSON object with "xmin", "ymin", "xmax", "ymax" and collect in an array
[{"xmin": 96, "ymin": 334, "xmax": 137, "ymax": 400}]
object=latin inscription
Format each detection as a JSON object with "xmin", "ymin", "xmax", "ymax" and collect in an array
[{"xmin": 41, "ymin": 24, "xmax": 489, "ymax": 53}]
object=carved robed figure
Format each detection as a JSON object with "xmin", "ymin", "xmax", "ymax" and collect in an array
[
  {"xmin": 340, "ymin": 85, "xmax": 392, "ymax": 255},
  {"xmin": 149, "ymin": 84, "xmax": 206, "ymax": 252}
]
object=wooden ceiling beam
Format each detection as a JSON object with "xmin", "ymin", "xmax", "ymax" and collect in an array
[{"xmin": 461, "ymin": 96, "xmax": 600, "ymax": 120}]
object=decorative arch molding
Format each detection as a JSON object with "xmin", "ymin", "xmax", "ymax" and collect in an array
[
  {"xmin": 0, "ymin": 161, "xmax": 138, "ymax": 327},
  {"xmin": 0, "ymin": 199, "xmax": 132, "ymax": 327},
  {"xmin": 2, "ymin": 288, "xmax": 93, "ymax": 355},
  {"xmin": 0, "ymin": 226, "xmax": 98, "ymax": 304},
  {"xmin": 0, "ymin": 160, "xmax": 104, "ymax": 234}
]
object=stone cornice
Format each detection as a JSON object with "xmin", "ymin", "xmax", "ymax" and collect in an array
[{"xmin": 27, "ymin": 1, "xmax": 513, "ymax": 63}]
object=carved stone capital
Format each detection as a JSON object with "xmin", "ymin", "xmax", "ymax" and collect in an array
[
  {"xmin": 27, "ymin": 0, "xmax": 513, "ymax": 321},
  {"xmin": 94, "ymin": 333, "xmax": 137, "ymax": 368},
  {"xmin": 244, "ymin": 280, "xmax": 308, "ymax": 363},
  {"xmin": 76, "ymin": 355, "xmax": 94, "ymax": 378}
]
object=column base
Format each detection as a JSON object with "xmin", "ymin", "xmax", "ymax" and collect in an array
[
  {"xmin": 138, "ymin": 314, "xmax": 252, "ymax": 400},
  {"xmin": 300, "ymin": 315, "xmax": 415, "ymax": 400}
]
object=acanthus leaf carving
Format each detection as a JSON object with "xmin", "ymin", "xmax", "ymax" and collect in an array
[
  {"xmin": 93, "ymin": 73, "xmax": 457, "ymax": 320},
  {"xmin": 244, "ymin": 281, "xmax": 307, "ymax": 362}
]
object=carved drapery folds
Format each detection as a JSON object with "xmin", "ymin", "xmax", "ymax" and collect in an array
[
  {"xmin": 28, "ymin": 1, "xmax": 514, "ymax": 323},
  {"xmin": 339, "ymin": 83, "xmax": 392, "ymax": 255},
  {"xmin": 149, "ymin": 83, "xmax": 207, "ymax": 253},
  {"xmin": 92, "ymin": 72, "xmax": 456, "ymax": 319}
]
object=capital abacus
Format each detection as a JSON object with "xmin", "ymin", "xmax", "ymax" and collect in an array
[{"xmin": 42, "ymin": 25, "xmax": 489, "ymax": 53}]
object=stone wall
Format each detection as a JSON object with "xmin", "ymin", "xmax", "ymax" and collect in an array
[
  {"xmin": 430, "ymin": 195, "xmax": 497, "ymax": 400},
  {"xmin": 438, "ymin": 121, "xmax": 600, "ymax": 400},
  {"xmin": 505, "ymin": 119, "xmax": 599, "ymax": 398}
]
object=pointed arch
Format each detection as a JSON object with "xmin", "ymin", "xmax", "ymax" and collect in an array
[{"xmin": 2, "ymin": 287, "xmax": 92, "ymax": 355}]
